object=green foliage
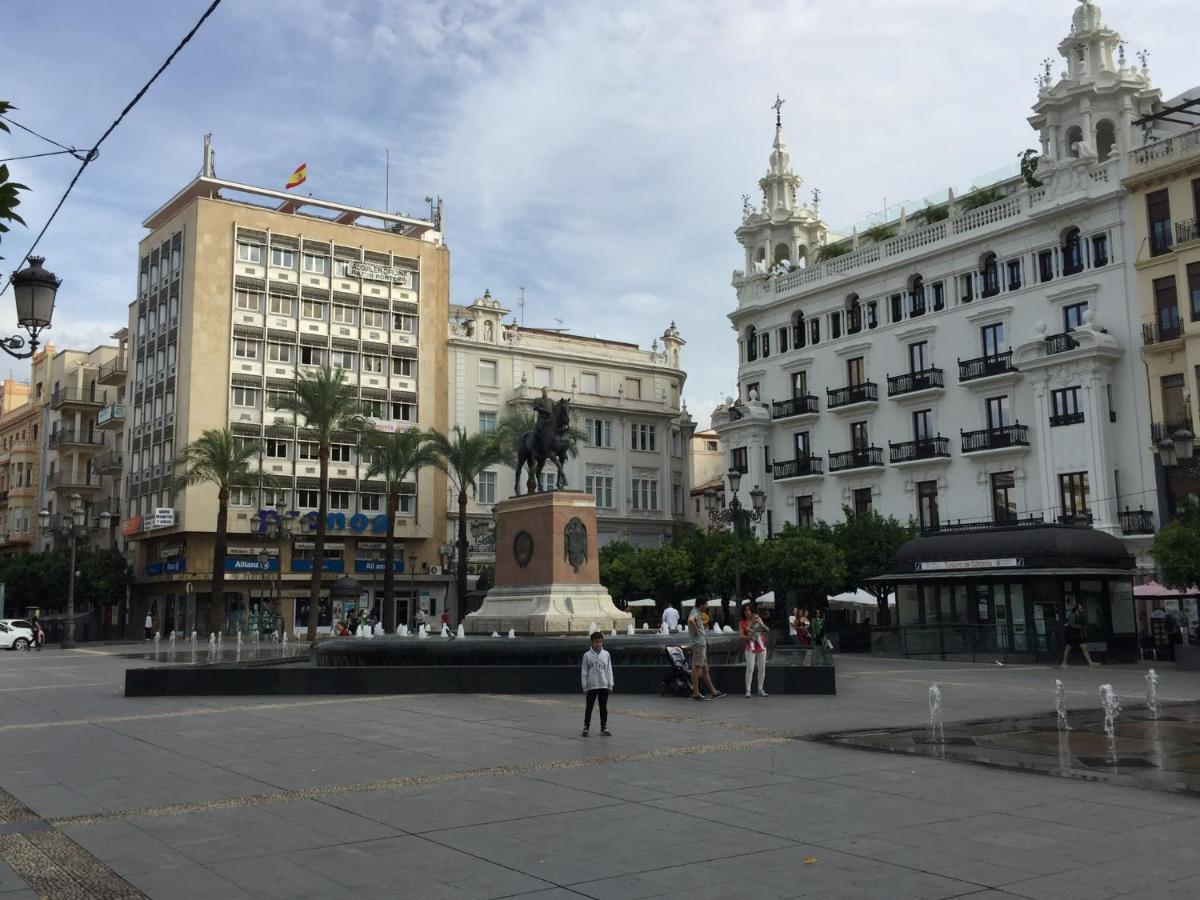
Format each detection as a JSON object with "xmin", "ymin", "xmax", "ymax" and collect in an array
[
  {"xmin": 911, "ymin": 203, "xmax": 949, "ymax": 225},
  {"xmin": 427, "ymin": 426, "xmax": 506, "ymax": 498},
  {"xmin": 0, "ymin": 548, "xmax": 128, "ymax": 617},
  {"xmin": 828, "ymin": 509, "xmax": 917, "ymax": 617},
  {"xmin": 174, "ymin": 428, "xmax": 262, "ymax": 493},
  {"xmin": 270, "ymin": 366, "xmax": 361, "ymax": 446},
  {"xmin": 961, "ymin": 186, "xmax": 1005, "ymax": 210},
  {"xmin": 1019, "ymin": 149, "xmax": 1044, "ymax": 188},
  {"xmin": 0, "ymin": 102, "xmax": 29, "ymax": 242},
  {"xmin": 361, "ymin": 428, "xmax": 438, "ymax": 492},
  {"xmin": 816, "ymin": 242, "xmax": 852, "ymax": 262},
  {"xmin": 1152, "ymin": 502, "xmax": 1200, "ymax": 590},
  {"xmin": 762, "ymin": 525, "xmax": 846, "ymax": 599},
  {"xmin": 862, "ymin": 224, "xmax": 895, "ymax": 243}
]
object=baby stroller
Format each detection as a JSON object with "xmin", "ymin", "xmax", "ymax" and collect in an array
[{"xmin": 661, "ymin": 645, "xmax": 693, "ymax": 697}]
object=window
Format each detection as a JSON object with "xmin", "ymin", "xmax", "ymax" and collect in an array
[
  {"xmin": 267, "ymin": 389, "xmax": 295, "ymax": 410},
  {"xmin": 981, "ymin": 322, "xmax": 1005, "ymax": 356},
  {"xmin": 1058, "ymin": 471, "xmax": 1090, "ymax": 520},
  {"xmin": 673, "ymin": 483, "xmax": 684, "ymax": 515},
  {"xmin": 298, "ymin": 442, "xmax": 319, "ymax": 460},
  {"xmin": 265, "ymin": 439, "xmax": 288, "ymax": 459},
  {"xmin": 846, "ymin": 356, "xmax": 865, "ymax": 386},
  {"xmin": 793, "ymin": 431, "xmax": 810, "ymax": 458},
  {"xmin": 908, "ymin": 341, "xmax": 929, "ymax": 372},
  {"xmin": 328, "ymin": 443, "xmax": 353, "ymax": 463},
  {"xmin": 584, "ymin": 417, "xmax": 612, "ymax": 448},
  {"xmin": 731, "ymin": 446, "xmax": 748, "ymax": 473},
  {"xmin": 362, "ymin": 310, "xmax": 386, "ymax": 329},
  {"xmin": 363, "ymin": 355, "xmax": 386, "ymax": 375},
  {"xmin": 1006, "ymin": 259, "xmax": 1021, "ymax": 291},
  {"xmin": 478, "ymin": 412, "xmax": 497, "ymax": 434},
  {"xmin": 1188, "ymin": 262, "xmax": 1200, "ymax": 321},
  {"xmin": 334, "ymin": 259, "xmax": 354, "ymax": 278},
  {"xmin": 985, "ymin": 395, "xmax": 1011, "ymax": 429},
  {"xmin": 624, "ymin": 377, "xmax": 642, "ymax": 399},
  {"xmin": 360, "ymin": 493, "xmax": 382, "ymax": 512},
  {"xmin": 229, "ymin": 487, "xmax": 255, "ymax": 507},
  {"xmin": 299, "ymin": 346, "xmax": 327, "ymax": 367},
  {"xmin": 631, "ymin": 423, "xmax": 656, "ymax": 452},
  {"xmin": 777, "ymin": 326, "xmax": 790, "ymax": 353},
  {"xmin": 809, "ymin": 319, "xmax": 820, "ymax": 345},
  {"xmin": 234, "ymin": 290, "xmax": 262, "ymax": 311},
  {"xmin": 332, "ymin": 305, "xmax": 357, "ymax": 325},
  {"xmin": 931, "ymin": 282, "xmax": 945, "ymax": 311},
  {"xmin": 761, "ymin": 332, "xmax": 771, "ymax": 357},
  {"xmin": 850, "ymin": 421, "xmax": 869, "ymax": 450},
  {"xmin": 792, "ymin": 315, "xmax": 806, "ymax": 348},
  {"xmin": 301, "ymin": 300, "xmax": 327, "ymax": 321},
  {"xmin": 1064, "ymin": 302, "xmax": 1088, "ymax": 330},
  {"xmin": 1063, "ymin": 228, "xmax": 1084, "ymax": 275},
  {"xmin": 268, "ymin": 294, "xmax": 295, "ymax": 316},
  {"xmin": 362, "ymin": 399, "xmax": 386, "ymax": 418},
  {"xmin": 960, "ymin": 273, "xmax": 974, "ymax": 304},
  {"xmin": 866, "ymin": 300, "xmax": 878, "ymax": 328},
  {"xmin": 917, "ymin": 480, "xmax": 939, "ymax": 530},
  {"xmin": 580, "ymin": 372, "xmax": 599, "ymax": 393},
  {"xmin": 1091, "ymin": 233, "xmax": 1109, "ymax": 267},
  {"xmin": 1050, "ymin": 387, "xmax": 1083, "ymax": 426},
  {"xmin": 981, "ymin": 253, "xmax": 1000, "ymax": 297},
  {"xmin": 1147, "ymin": 189, "xmax": 1172, "ymax": 256},
  {"xmin": 909, "ymin": 276, "xmax": 925, "ymax": 316},
  {"xmin": 890, "ymin": 293, "xmax": 903, "ymax": 323},
  {"xmin": 233, "ymin": 339, "xmax": 259, "ymax": 360},
  {"xmin": 829, "ymin": 312, "xmax": 842, "ymax": 340},
  {"xmin": 586, "ymin": 473, "xmax": 614, "ymax": 508},
  {"xmin": 478, "ymin": 359, "xmax": 498, "ymax": 386},
  {"xmin": 744, "ymin": 327, "xmax": 758, "ymax": 362},
  {"xmin": 791, "ymin": 371, "xmax": 808, "ymax": 398},
  {"xmin": 331, "ymin": 350, "xmax": 356, "ymax": 371},
  {"xmin": 477, "ymin": 471, "xmax": 497, "ymax": 505},
  {"xmin": 796, "ymin": 495, "xmax": 814, "ymax": 529},
  {"xmin": 270, "ymin": 247, "xmax": 296, "ymax": 268},
  {"xmin": 912, "ymin": 409, "xmax": 933, "ymax": 440},
  {"xmin": 297, "ymin": 489, "xmax": 319, "ymax": 508},
  {"xmin": 631, "ymin": 477, "xmax": 658, "ymax": 510},
  {"xmin": 392, "ymin": 401, "xmax": 416, "ymax": 422},
  {"xmin": 302, "ymin": 254, "xmax": 328, "ymax": 274},
  {"xmin": 393, "ymin": 358, "xmax": 414, "ymax": 378},
  {"xmin": 329, "ymin": 491, "xmax": 351, "ymax": 511},
  {"xmin": 264, "ymin": 343, "xmax": 293, "ymax": 366},
  {"xmin": 237, "ymin": 242, "xmax": 263, "ymax": 263},
  {"xmin": 852, "ymin": 488, "xmax": 872, "ymax": 516},
  {"xmin": 706, "ymin": 440, "xmax": 718, "ymax": 452},
  {"xmin": 991, "ymin": 471, "xmax": 1016, "ymax": 522},
  {"xmin": 1038, "ymin": 250, "xmax": 1054, "ymax": 283},
  {"xmin": 393, "ymin": 314, "xmax": 416, "ymax": 333},
  {"xmin": 533, "ymin": 366, "xmax": 552, "ymax": 388},
  {"xmin": 231, "ymin": 387, "xmax": 259, "ymax": 408},
  {"xmin": 1161, "ymin": 373, "xmax": 1187, "ymax": 425},
  {"xmin": 1154, "ymin": 275, "xmax": 1181, "ymax": 340}
]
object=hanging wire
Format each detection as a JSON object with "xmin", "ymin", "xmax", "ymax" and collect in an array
[{"xmin": 0, "ymin": 149, "xmax": 80, "ymax": 164}]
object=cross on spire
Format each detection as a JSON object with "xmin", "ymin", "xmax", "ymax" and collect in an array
[{"xmin": 771, "ymin": 94, "xmax": 785, "ymax": 129}]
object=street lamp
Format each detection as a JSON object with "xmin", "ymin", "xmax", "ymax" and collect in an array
[
  {"xmin": 7, "ymin": 256, "xmax": 59, "ymax": 358},
  {"xmin": 408, "ymin": 552, "xmax": 418, "ymax": 627},
  {"xmin": 260, "ymin": 506, "xmax": 296, "ymax": 635},
  {"xmin": 38, "ymin": 493, "xmax": 111, "ymax": 648},
  {"xmin": 705, "ymin": 468, "xmax": 766, "ymax": 613}
]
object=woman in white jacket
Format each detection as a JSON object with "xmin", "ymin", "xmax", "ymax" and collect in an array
[{"xmin": 581, "ymin": 631, "xmax": 614, "ymax": 737}]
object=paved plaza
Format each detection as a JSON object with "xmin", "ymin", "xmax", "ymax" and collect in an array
[{"xmin": 1, "ymin": 650, "xmax": 1199, "ymax": 899}]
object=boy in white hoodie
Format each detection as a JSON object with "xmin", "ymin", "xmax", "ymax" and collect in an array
[{"xmin": 581, "ymin": 631, "xmax": 614, "ymax": 737}]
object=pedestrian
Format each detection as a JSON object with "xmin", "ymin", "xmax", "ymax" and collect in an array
[
  {"xmin": 1060, "ymin": 601, "xmax": 1098, "ymax": 668},
  {"xmin": 144, "ymin": 611, "xmax": 154, "ymax": 640},
  {"xmin": 662, "ymin": 601, "xmax": 680, "ymax": 633},
  {"xmin": 687, "ymin": 598, "xmax": 724, "ymax": 701},
  {"xmin": 414, "ymin": 607, "xmax": 427, "ymax": 631},
  {"xmin": 811, "ymin": 608, "xmax": 827, "ymax": 649},
  {"xmin": 31, "ymin": 615, "xmax": 43, "ymax": 651},
  {"xmin": 740, "ymin": 602, "xmax": 769, "ymax": 697},
  {"xmin": 580, "ymin": 631, "xmax": 614, "ymax": 737},
  {"xmin": 347, "ymin": 609, "xmax": 359, "ymax": 635},
  {"xmin": 793, "ymin": 607, "xmax": 811, "ymax": 647},
  {"xmin": 440, "ymin": 609, "xmax": 451, "ymax": 633}
]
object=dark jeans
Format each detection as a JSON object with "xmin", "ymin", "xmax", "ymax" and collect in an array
[{"xmin": 584, "ymin": 688, "xmax": 609, "ymax": 729}]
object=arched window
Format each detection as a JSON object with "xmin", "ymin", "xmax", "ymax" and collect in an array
[
  {"xmin": 744, "ymin": 325, "xmax": 758, "ymax": 362},
  {"xmin": 981, "ymin": 253, "xmax": 1000, "ymax": 298},
  {"xmin": 1065, "ymin": 125, "xmax": 1083, "ymax": 158},
  {"xmin": 846, "ymin": 293, "xmax": 862, "ymax": 334},
  {"xmin": 1096, "ymin": 120, "xmax": 1116, "ymax": 161},
  {"xmin": 755, "ymin": 247, "xmax": 767, "ymax": 263},
  {"xmin": 1062, "ymin": 227, "xmax": 1084, "ymax": 275},
  {"xmin": 773, "ymin": 243, "xmax": 790, "ymax": 267},
  {"xmin": 908, "ymin": 275, "xmax": 926, "ymax": 316},
  {"xmin": 791, "ymin": 312, "xmax": 806, "ymax": 349}
]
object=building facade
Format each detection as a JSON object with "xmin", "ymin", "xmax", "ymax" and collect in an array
[
  {"xmin": 446, "ymin": 291, "xmax": 693, "ymax": 556},
  {"xmin": 686, "ymin": 428, "xmax": 725, "ymax": 526},
  {"xmin": 0, "ymin": 375, "xmax": 37, "ymax": 556},
  {"xmin": 125, "ymin": 144, "xmax": 450, "ymax": 635},
  {"xmin": 714, "ymin": 2, "xmax": 1164, "ymax": 574}
]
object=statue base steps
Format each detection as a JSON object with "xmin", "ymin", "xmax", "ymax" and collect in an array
[{"xmin": 464, "ymin": 584, "xmax": 632, "ymax": 635}]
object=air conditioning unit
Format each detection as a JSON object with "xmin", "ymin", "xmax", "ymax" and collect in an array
[{"xmin": 429, "ymin": 565, "xmax": 441, "ymax": 575}]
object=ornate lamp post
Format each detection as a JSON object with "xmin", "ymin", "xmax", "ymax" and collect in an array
[
  {"xmin": 704, "ymin": 467, "xmax": 766, "ymax": 611},
  {"xmin": 7, "ymin": 256, "xmax": 58, "ymax": 358},
  {"xmin": 408, "ymin": 552, "xmax": 418, "ymax": 626},
  {"xmin": 38, "ymin": 494, "xmax": 111, "ymax": 648},
  {"xmin": 260, "ymin": 506, "xmax": 296, "ymax": 635}
]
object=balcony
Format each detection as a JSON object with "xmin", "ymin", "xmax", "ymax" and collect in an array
[
  {"xmin": 1043, "ymin": 332, "xmax": 1079, "ymax": 355},
  {"xmin": 828, "ymin": 446, "xmax": 883, "ymax": 473},
  {"xmin": 94, "ymin": 449, "xmax": 124, "ymax": 473},
  {"xmin": 1143, "ymin": 318, "xmax": 1183, "ymax": 347},
  {"xmin": 97, "ymin": 403, "xmax": 126, "ymax": 430},
  {"xmin": 50, "ymin": 387, "xmax": 104, "ymax": 410},
  {"xmin": 826, "ymin": 382, "xmax": 878, "ymax": 411},
  {"xmin": 1057, "ymin": 512, "xmax": 1094, "ymax": 526},
  {"xmin": 1049, "ymin": 411, "xmax": 1085, "ymax": 427},
  {"xmin": 888, "ymin": 436, "xmax": 951, "ymax": 465},
  {"xmin": 98, "ymin": 355, "xmax": 128, "ymax": 386},
  {"xmin": 1151, "ymin": 420, "xmax": 1193, "ymax": 444},
  {"xmin": 958, "ymin": 351, "xmax": 1017, "ymax": 383},
  {"xmin": 47, "ymin": 428, "xmax": 105, "ymax": 451},
  {"xmin": 1119, "ymin": 508, "xmax": 1155, "ymax": 536},
  {"xmin": 771, "ymin": 395, "xmax": 819, "ymax": 420},
  {"xmin": 1177, "ymin": 218, "xmax": 1200, "ymax": 245},
  {"xmin": 961, "ymin": 424, "xmax": 1029, "ymax": 454},
  {"xmin": 772, "ymin": 455, "xmax": 823, "ymax": 480},
  {"xmin": 886, "ymin": 368, "xmax": 944, "ymax": 398},
  {"xmin": 45, "ymin": 471, "xmax": 103, "ymax": 492},
  {"xmin": 922, "ymin": 514, "xmax": 1045, "ymax": 536}
]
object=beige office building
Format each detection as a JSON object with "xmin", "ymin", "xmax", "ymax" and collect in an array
[{"xmin": 126, "ymin": 143, "xmax": 450, "ymax": 634}]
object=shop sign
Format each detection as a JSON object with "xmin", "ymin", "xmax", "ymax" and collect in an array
[
  {"xmin": 354, "ymin": 558, "xmax": 405, "ymax": 574},
  {"xmin": 290, "ymin": 558, "xmax": 346, "ymax": 573},
  {"xmin": 225, "ymin": 556, "xmax": 279, "ymax": 573},
  {"xmin": 121, "ymin": 516, "xmax": 142, "ymax": 537},
  {"xmin": 146, "ymin": 558, "xmax": 186, "ymax": 576},
  {"xmin": 145, "ymin": 508, "xmax": 176, "ymax": 530},
  {"xmin": 255, "ymin": 509, "xmax": 390, "ymax": 535},
  {"xmin": 347, "ymin": 260, "xmax": 413, "ymax": 286},
  {"xmin": 915, "ymin": 558, "xmax": 1022, "ymax": 572}
]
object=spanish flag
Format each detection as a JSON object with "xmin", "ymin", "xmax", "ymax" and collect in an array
[{"xmin": 285, "ymin": 163, "xmax": 307, "ymax": 190}]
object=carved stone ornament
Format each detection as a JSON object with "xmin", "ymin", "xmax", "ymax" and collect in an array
[
  {"xmin": 564, "ymin": 517, "xmax": 588, "ymax": 574},
  {"xmin": 513, "ymin": 530, "xmax": 534, "ymax": 568}
]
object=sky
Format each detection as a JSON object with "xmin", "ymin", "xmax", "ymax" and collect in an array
[{"xmin": 1, "ymin": 0, "xmax": 1194, "ymax": 420}]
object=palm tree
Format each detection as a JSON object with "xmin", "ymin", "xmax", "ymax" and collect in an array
[
  {"xmin": 269, "ymin": 367, "xmax": 360, "ymax": 641},
  {"xmin": 361, "ymin": 428, "xmax": 439, "ymax": 632},
  {"xmin": 428, "ymin": 426, "xmax": 506, "ymax": 622},
  {"xmin": 174, "ymin": 428, "xmax": 262, "ymax": 637}
]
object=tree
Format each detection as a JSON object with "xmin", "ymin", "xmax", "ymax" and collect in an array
[
  {"xmin": 428, "ymin": 426, "xmax": 506, "ymax": 621},
  {"xmin": 361, "ymin": 427, "xmax": 438, "ymax": 632},
  {"xmin": 269, "ymin": 367, "xmax": 360, "ymax": 641},
  {"xmin": 828, "ymin": 509, "xmax": 917, "ymax": 624},
  {"xmin": 632, "ymin": 544, "xmax": 693, "ymax": 610},
  {"xmin": 0, "ymin": 102, "xmax": 29, "ymax": 252},
  {"xmin": 762, "ymin": 527, "xmax": 846, "ymax": 607},
  {"xmin": 599, "ymin": 541, "xmax": 639, "ymax": 604},
  {"xmin": 1153, "ymin": 501, "xmax": 1200, "ymax": 590},
  {"xmin": 175, "ymin": 428, "xmax": 263, "ymax": 636},
  {"xmin": 74, "ymin": 548, "xmax": 132, "ymax": 617}
]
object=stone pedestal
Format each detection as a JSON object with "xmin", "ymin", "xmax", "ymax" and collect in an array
[{"xmin": 464, "ymin": 491, "xmax": 632, "ymax": 634}]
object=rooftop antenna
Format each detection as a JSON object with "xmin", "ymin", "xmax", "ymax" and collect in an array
[
  {"xmin": 518, "ymin": 287, "xmax": 526, "ymax": 327},
  {"xmin": 202, "ymin": 133, "xmax": 215, "ymax": 177}
]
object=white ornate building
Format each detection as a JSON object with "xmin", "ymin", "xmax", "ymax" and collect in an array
[
  {"xmin": 714, "ymin": 1, "xmax": 1166, "ymax": 571},
  {"xmin": 447, "ymin": 291, "xmax": 693, "ymax": 554}
]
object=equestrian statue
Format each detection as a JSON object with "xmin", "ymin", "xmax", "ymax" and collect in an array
[{"xmin": 515, "ymin": 387, "xmax": 571, "ymax": 495}]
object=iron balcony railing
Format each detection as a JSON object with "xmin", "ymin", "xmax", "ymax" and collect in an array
[
  {"xmin": 922, "ymin": 513, "xmax": 1045, "ymax": 536},
  {"xmin": 961, "ymin": 423, "xmax": 1029, "ymax": 453},
  {"xmin": 45, "ymin": 471, "xmax": 102, "ymax": 490},
  {"xmin": 1152, "ymin": 419, "xmax": 1194, "ymax": 443},
  {"xmin": 1119, "ymin": 508, "xmax": 1155, "ymax": 535},
  {"xmin": 826, "ymin": 382, "xmax": 878, "ymax": 409},
  {"xmin": 94, "ymin": 449, "xmax": 124, "ymax": 472},
  {"xmin": 772, "ymin": 455, "xmax": 823, "ymax": 480},
  {"xmin": 1044, "ymin": 331, "xmax": 1079, "ymax": 354},
  {"xmin": 888, "ymin": 436, "xmax": 951, "ymax": 463},
  {"xmin": 1049, "ymin": 411, "xmax": 1085, "ymax": 427},
  {"xmin": 828, "ymin": 446, "xmax": 883, "ymax": 472},
  {"xmin": 98, "ymin": 355, "xmax": 128, "ymax": 383},
  {"xmin": 47, "ymin": 428, "xmax": 105, "ymax": 450},
  {"xmin": 886, "ymin": 368, "xmax": 943, "ymax": 396},
  {"xmin": 958, "ymin": 350, "xmax": 1016, "ymax": 381},
  {"xmin": 1057, "ymin": 512, "xmax": 1094, "ymax": 526},
  {"xmin": 771, "ymin": 395, "xmax": 819, "ymax": 419},
  {"xmin": 50, "ymin": 387, "xmax": 104, "ymax": 408},
  {"xmin": 1143, "ymin": 318, "xmax": 1183, "ymax": 345},
  {"xmin": 1176, "ymin": 218, "xmax": 1198, "ymax": 245}
]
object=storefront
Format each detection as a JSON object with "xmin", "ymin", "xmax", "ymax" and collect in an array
[{"xmin": 871, "ymin": 523, "xmax": 1138, "ymax": 662}]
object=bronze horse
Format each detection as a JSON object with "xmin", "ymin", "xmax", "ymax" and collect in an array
[{"xmin": 515, "ymin": 398, "xmax": 571, "ymax": 494}]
